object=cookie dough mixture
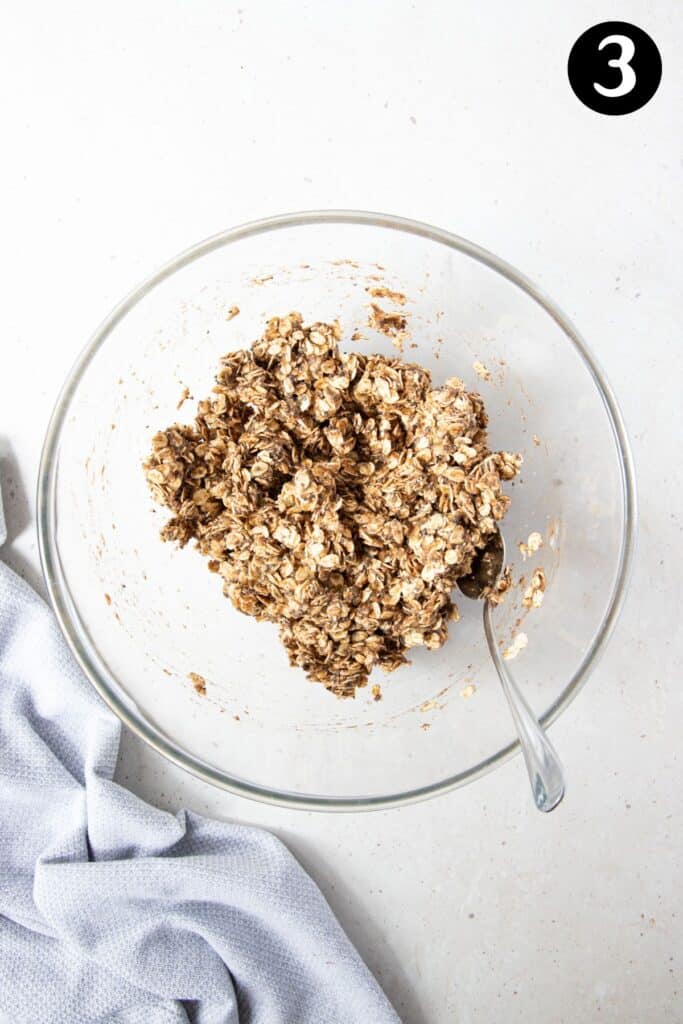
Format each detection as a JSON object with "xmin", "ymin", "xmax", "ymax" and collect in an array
[{"xmin": 144, "ymin": 313, "xmax": 520, "ymax": 697}]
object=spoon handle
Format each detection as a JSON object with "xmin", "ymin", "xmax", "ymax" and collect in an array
[{"xmin": 483, "ymin": 602, "xmax": 566, "ymax": 813}]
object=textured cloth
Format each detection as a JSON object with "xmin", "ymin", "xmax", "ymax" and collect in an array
[{"xmin": 0, "ymin": 495, "xmax": 400, "ymax": 1023}]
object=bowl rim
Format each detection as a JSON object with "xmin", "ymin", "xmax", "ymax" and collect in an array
[{"xmin": 37, "ymin": 209, "xmax": 638, "ymax": 811}]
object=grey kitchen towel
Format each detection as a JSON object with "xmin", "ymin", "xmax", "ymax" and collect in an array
[{"xmin": 0, "ymin": 496, "xmax": 400, "ymax": 1024}]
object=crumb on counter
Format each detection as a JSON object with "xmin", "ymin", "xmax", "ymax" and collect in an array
[
  {"xmin": 473, "ymin": 361, "xmax": 491, "ymax": 382},
  {"xmin": 226, "ymin": 306, "xmax": 240, "ymax": 321},
  {"xmin": 104, "ymin": 593, "xmax": 111, "ymax": 606},
  {"xmin": 371, "ymin": 684, "xmax": 383, "ymax": 701},
  {"xmin": 460, "ymin": 683, "xmax": 476, "ymax": 699}
]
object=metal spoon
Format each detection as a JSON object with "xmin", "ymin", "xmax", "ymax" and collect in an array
[{"xmin": 457, "ymin": 530, "xmax": 566, "ymax": 813}]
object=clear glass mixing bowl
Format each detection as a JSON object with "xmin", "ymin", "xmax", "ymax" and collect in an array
[{"xmin": 38, "ymin": 212, "xmax": 636, "ymax": 810}]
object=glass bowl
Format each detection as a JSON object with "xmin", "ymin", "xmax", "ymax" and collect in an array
[{"xmin": 38, "ymin": 211, "xmax": 636, "ymax": 810}]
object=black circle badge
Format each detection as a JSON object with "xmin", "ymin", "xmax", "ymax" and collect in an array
[{"xmin": 568, "ymin": 22, "xmax": 662, "ymax": 115}]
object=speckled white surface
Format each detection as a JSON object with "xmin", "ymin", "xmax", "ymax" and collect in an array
[{"xmin": 1, "ymin": 2, "xmax": 681, "ymax": 1020}]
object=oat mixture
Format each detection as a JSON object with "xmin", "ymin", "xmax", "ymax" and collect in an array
[{"xmin": 144, "ymin": 313, "xmax": 521, "ymax": 697}]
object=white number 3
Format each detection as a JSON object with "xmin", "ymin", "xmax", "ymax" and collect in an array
[{"xmin": 594, "ymin": 34, "xmax": 637, "ymax": 97}]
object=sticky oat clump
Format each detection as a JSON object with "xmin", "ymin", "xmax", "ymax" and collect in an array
[{"xmin": 144, "ymin": 313, "xmax": 521, "ymax": 697}]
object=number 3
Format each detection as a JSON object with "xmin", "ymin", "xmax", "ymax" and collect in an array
[{"xmin": 594, "ymin": 34, "xmax": 637, "ymax": 97}]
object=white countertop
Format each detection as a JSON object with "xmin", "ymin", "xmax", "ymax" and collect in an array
[{"xmin": 1, "ymin": 2, "xmax": 681, "ymax": 1020}]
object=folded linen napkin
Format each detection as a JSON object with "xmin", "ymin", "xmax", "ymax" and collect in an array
[{"xmin": 0, "ymin": 490, "xmax": 400, "ymax": 1024}]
